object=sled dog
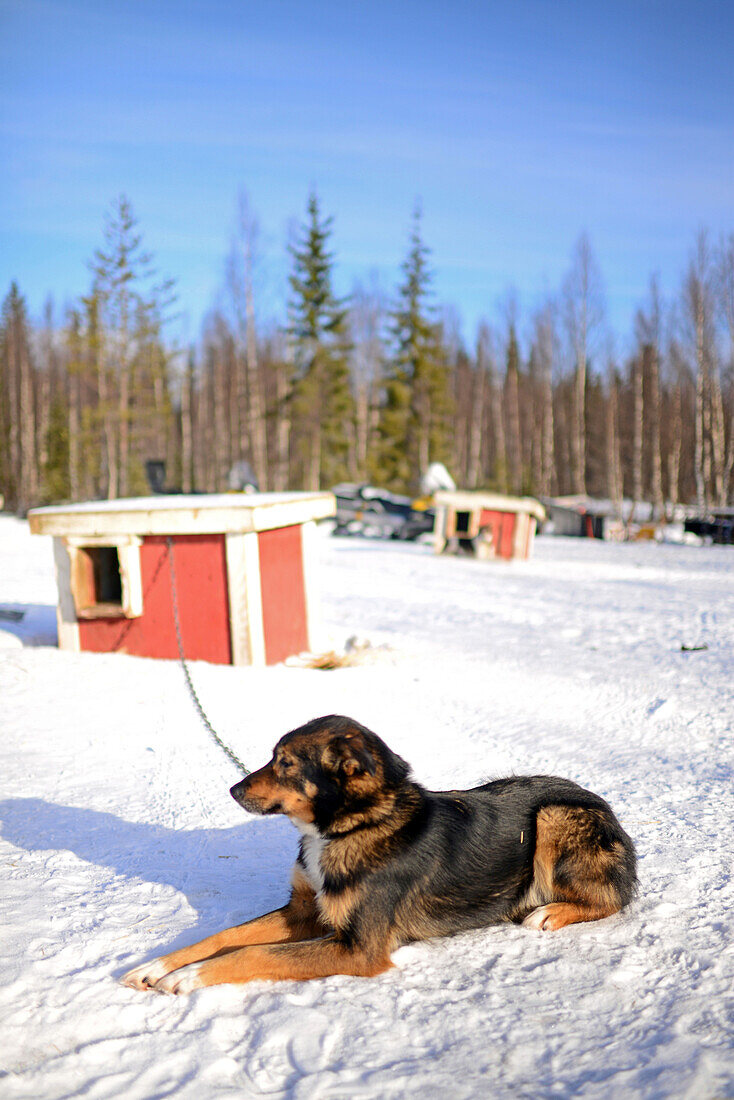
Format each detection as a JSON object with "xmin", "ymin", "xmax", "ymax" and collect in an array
[{"xmin": 123, "ymin": 714, "xmax": 637, "ymax": 994}]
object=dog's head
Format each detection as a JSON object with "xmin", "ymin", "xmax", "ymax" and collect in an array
[{"xmin": 230, "ymin": 715, "xmax": 411, "ymax": 833}]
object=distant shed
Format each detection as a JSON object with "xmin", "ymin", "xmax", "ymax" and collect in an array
[
  {"xmin": 28, "ymin": 493, "xmax": 334, "ymax": 666},
  {"xmin": 433, "ymin": 491, "xmax": 545, "ymax": 561},
  {"xmin": 542, "ymin": 496, "xmax": 654, "ymax": 540}
]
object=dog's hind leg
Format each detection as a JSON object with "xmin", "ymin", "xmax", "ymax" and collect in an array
[
  {"xmin": 122, "ymin": 870, "xmax": 324, "ymax": 991},
  {"xmin": 521, "ymin": 804, "xmax": 636, "ymax": 932}
]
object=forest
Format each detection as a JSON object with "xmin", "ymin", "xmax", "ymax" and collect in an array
[{"xmin": 1, "ymin": 192, "xmax": 733, "ymax": 515}]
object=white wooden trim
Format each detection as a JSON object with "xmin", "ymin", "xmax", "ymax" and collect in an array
[
  {"xmin": 28, "ymin": 492, "xmax": 336, "ymax": 538},
  {"xmin": 434, "ymin": 490, "xmax": 545, "ymax": 523},
  {"xmin": 52, "ymin": 537, "xmax": 80, "ymax": 652},
  {"xmin": 242, "ymin": 531, "xmax": 266, "ymax": 666},
  {"xmin": 118, "ymin": 539, "xmax": 143, "ymax": 616},
  {"xmin": 225, "ymin": 534, "xmax": 250, "ymax": 666},
  {"xmin": 65, "ymin": 535, "xmax": 143, "ymax": 619}
]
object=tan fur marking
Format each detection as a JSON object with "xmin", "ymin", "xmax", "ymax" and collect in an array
[
  {"xmin": 517, "ymin": 805, "xmax": 626, "ymax": 924},
  {"xmin": 278, "ymin": 788, "xmax": 315, "ymax": 822},
  {"xmin": 318, "ymin": 885, "xmax": 362, "ymax": 931},
  {"xmin": 242, "ymin": 767, "xmax": 316, "ymax": 823}
]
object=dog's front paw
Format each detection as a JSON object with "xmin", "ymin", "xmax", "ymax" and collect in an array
[
  {"xmin": 121, "ymin": 958, "xmax": 172, "ymax": 991},
  {"xmin": 154, "ymin": 962, "xmax": 205, "ymax": 995}
]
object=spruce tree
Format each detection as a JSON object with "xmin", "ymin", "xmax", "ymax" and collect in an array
[
  {"xmin": 504, "ymin": 322, "xmax": 522, "ymax": 494},
  {"xmin": 287, "ymin": 191, "xmax": 354, "ymax": 489},
  {"xmin": 378, "ymin": 208, "xmax": 453, "ymax": 492},
  {"xmin": 0, "ymin": 283, "xmax": 38, "ymax": 511}
]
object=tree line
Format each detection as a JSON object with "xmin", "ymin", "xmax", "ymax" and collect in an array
[{"xmin": 1, "ymin": 192, "xmax": 733, "ymax": 514}]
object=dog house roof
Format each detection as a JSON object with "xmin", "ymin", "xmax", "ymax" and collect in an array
[
  {"xmin": 434, "ymin": 491, "xmax": 545, "ymax": 522},
  {"xmin": 28, "ymin": 492, "xmax": 335, "ymax": 538}
]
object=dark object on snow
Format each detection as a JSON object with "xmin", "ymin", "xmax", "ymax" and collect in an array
[
  {"xmin": 681, "ymin": 643, "xmax": 709, "ymax": 652},
  {"xmin": 541, "ymin": 495, "xmax": 636, "ymax": 539},
  {"xmin": 393, "ymin": 508, "xmax": 435, "ymax": 540},
  {"xmin": 684, "ymin": 510, "xmax": 734, "ymax": 545},
  {"xmin": 331, "ymin": 484, "xmax": 430, "ymax": 540},
  {"xmin": 0, "ymin": 608, "xmax": 25, "ymax": 622}
]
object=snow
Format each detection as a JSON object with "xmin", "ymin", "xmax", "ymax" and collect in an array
[
  {"xmin": 1, "ymin": 515, "xmax": 733, "ymax": 1099},
  {"xmin": 28, "ymin": 491, "xmax": 330, "ymax": 515}
]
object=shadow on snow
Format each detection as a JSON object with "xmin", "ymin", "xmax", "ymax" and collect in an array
[{"xmin": 0, "ymin": 797, "xmax": 298, "ymax": 967}]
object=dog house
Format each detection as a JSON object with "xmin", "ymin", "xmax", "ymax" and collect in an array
[
  {"xmin": 28, "ymin": 493, "xmax": 335, "ymax": 665},
  {"xmin": 433, "ymin": 491, "xmax": 545, "ymax": 561}
]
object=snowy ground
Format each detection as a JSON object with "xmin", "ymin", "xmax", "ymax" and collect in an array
[{"xmin": 1, "ymin": 515, "xmax": 732, "ymax": 1099}]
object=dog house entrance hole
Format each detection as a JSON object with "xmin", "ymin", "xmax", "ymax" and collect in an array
[
  {"xmin": 455, "ymin": 511, "xmax": 472, "ymax": 535},
  {"xmin": 72, "ymin": 545, "xmax": 125, "ymax": 618}
]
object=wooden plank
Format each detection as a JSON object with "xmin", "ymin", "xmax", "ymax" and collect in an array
[
  {"xmin": 52, "ymin": 537, "xmax": 80, "ymax": 652},
  {"xmin": 258, "ymin": 525, "xmax": 308, "ymax": 665},
  {"xmin": 28, "ymin": 493, "xmax": 335, "ymax": 538}
]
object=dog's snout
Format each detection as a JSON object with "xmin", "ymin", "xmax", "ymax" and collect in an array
[{"xmin": 230, "ymin": 778, "xmax": 250, "ymax": 803}]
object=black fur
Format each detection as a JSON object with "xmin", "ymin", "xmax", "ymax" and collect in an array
[{"xmin": 232, "ymin": 716, "xmax": 638, "ymax": 948}]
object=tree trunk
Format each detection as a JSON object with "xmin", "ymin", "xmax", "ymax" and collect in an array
[
  {"xmin": 666, "ymin": 386, "xmax": 682, "ymax": 509},
  {"xmin": 467, "ymin": 365, "xmax": 486, "ymax": 489},
  {"xmin": 540, "ymin": 357, "xmax": 554, "ymax": 498},
  {"xmin": 181, "ymin": 353, "xmax": 194, "ymax": 493},
  {"xmin": 631, "ymin": 353, "xmax": 643, "ymax": 514},
  {"xmin": 645, "ymin": 344, "xmax": 664, "ymax": 518},
  {"xmin": 709, "ymin": 367, "xmax": 726, "ymax": 505},
  {"xmin": 572, "ymin": 352, "xmax": 587, "ymax": 495},
  {"xmin": 488, "ymin": 361, "xmax": 506, "ymax": 491},
  {"xmin": 243, "ymin": 253, "xmax": 268, "ymax": 492},
  {"xmin": 693, "ymin": 300, "xmax": 706, "ymax": 510},
  {"xmin": 504, "ymin": 364, "xmax": 522, "ymax": 494},
  {"xmin": 606, "ymin": 379, "xmax": 623, "ymax": 512},
  {"xmin": 274, "ymin": 359, "xmax": 291, "ymax": 491}
]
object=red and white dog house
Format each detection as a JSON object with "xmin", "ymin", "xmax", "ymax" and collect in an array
[
  {"xmin": 433, "ymin": 490, "xmax": 545, "ymax": 561},
  {"xmin": 28, "ymin": 493, "xmax": 335, "ymax": 666}
]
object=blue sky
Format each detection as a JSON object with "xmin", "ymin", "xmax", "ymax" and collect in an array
[{"xmin": 1, "ymin": 0, "xmax": 733, "ymax": 347}]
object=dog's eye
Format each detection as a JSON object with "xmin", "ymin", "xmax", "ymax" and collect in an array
[{"xmin": 279, "ymin": 759, "xmax": 293, "ymax": 771}]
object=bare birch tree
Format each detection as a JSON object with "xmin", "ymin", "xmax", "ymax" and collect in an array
[
  {"xmin": 349, "ymin": 274, "xmax": 386, "ymax": 481},
  {"xmin": 466, "ymin": 325, "xmax": 490, "ymax": 489},
  {"xmin": 563, "ymin": 233, "xmax": 604, "ymax": 495},
  {"xmin": 634, "ymin": 276, "xmax": 664, "ymax": 515},
  {"xmin": 226, "ymin": 191, "xmax": 268, "ymax": 489},
  {"xmin": 716, "ymin": 233, "xmax": 734, "ymax": 501},
  {"xmin": 682, "ymin": 231, "xmax": 719, "ymax": 508},
  {"xmin": 606, "ymin": 369, "xmax": 623, "ymax": 509},
  {"xmin": 530, "ymin": 302, "xmax": 557, "ymax": 497}
]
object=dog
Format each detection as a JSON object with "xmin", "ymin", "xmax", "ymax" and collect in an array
[{"xmin": 122, "ymin": 715, "xmax": 637, "ymax": 994}]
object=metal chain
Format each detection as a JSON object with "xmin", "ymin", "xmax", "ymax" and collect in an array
[{"xmin": 166, "ymin": 537, "xmax": 250, "ymax": 776}]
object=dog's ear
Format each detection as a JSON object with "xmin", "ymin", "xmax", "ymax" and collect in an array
[{"xmin": 323, "ymin": 734, "xmax": 376, "ymax": 778}]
